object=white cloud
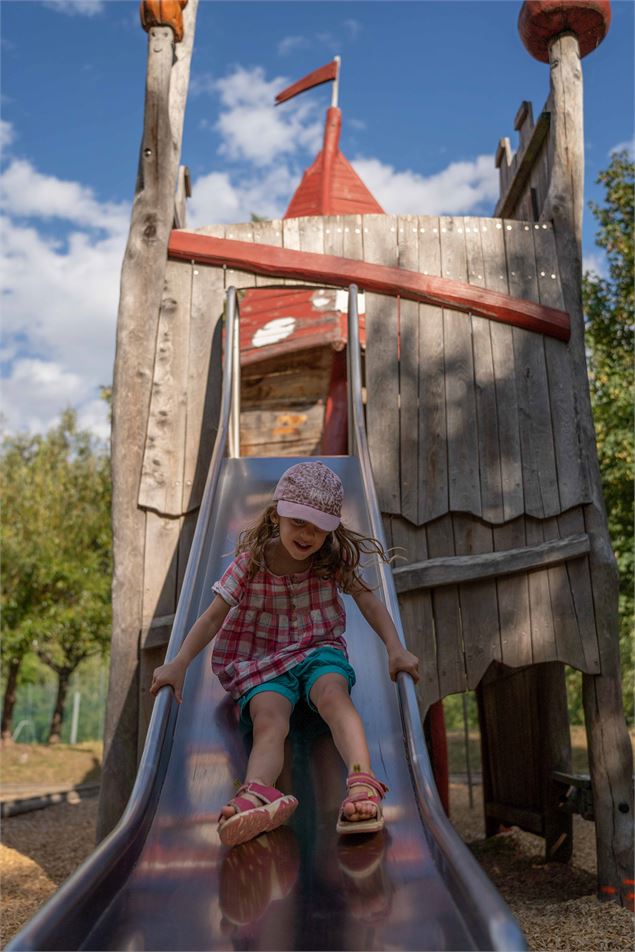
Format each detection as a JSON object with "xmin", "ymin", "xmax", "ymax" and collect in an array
[
  {"xmin": 1, "ymin": 159, "xmax": 128, "ymax": 435},
  {"xmin": 1, "ymin": 120, "xmax": 15, "ymax": 152},
  {"xmin": 351, "ymin": 154, "xmax": 499, "ymax": 215},
  {"xmin": 610, "ymin": 136, "xmax": 635, "ymax": 159},
  {"xmin": 214, "ymin": 66, "xmax": 323, "ymax": 167},
  {"xmin": 583, "ymin": 250, "xmax": 608, "ymax": 279},
  {"xmin": 42, "ymin": 1, "xmax": 105, "ymax": 16},
  {"xmin": 188, "ymin": 165, "xmax": 297, "ymax": 226},
  {"xmin": 1, "ymin": 159, "xmax": 129, "ymax": 234},
  {"xmin": 277, "ymin": 35, "xmax": 308, "ymax": 56},
  {"xmin": 343, "ymin": 19, "xmax": 362, "ymax": 40}
]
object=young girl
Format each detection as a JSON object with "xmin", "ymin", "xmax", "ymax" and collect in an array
[{"xmin": 150, "ymin": 461, "xmax": 419, "ymax": 848}]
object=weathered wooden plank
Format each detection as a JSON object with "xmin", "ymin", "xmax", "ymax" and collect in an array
[
  {"xmin": 177, "ymin": 509, "xmax": 199, "ymax": 602},
  {"xmin": 138, "ymin": 644, "xmax": 166, "ymax": 760},
  {"xmin": 241, "ymin": 403, "xmax": 324, "ymax": 456},
  {"xmin": 481, "ymin": 219, "xmax": 524, "ymax": 522},
  {"xmin": 398, "ymin": 216, "xmax": 420, "ymax": 523},
  {"xmin": 224, "ymin": 222, "xmax": 256, "ymax": 292},
  {"xmin": 140, "ymin": 614, "xmax": 174, "ymax": 650},
  {"xmin": 557, "ymin": 508, "xmax": 600, "ymax": 673},
  {"xmin": 393, "ymin": 531, "xmax": 590, "ymax": 591},
  {"xmin": 342, "ymin": 215, "xmax": 364, "ymax": 260},
  {"xmin": 323, "ymin": 215, "xmax": 345, "ymax": 257},
  {"xmin": 494, "ymin": 517, "xmax": 532, "ymax": 667},
  {"xmin": 534, "ymin": 223, "xmax": 590, "ymax": 510},
  {"xmin": 418, "ymin": 218, "xmax": 448, "ymax": 524},
  {"xmin": 364, "ymin": 216, "xmax": 400, "ymax": 514},
  {"xmin": 465, "ymin": 217, "xmax": 504, "ymax": 523},
  {"xmin": 141, "ymin": 511, "xmax": 181, "ymax": 626},
  {"xmin": 252, "ymin": 219, "xmax": 284, "ymax": 287},
  {"xmin": 524, "ymin": 517, "xmax": 557, "ymax": 660},
  {"xmin": 452, "ymin": 513, "xmax": 501, "ymax": 688},
  {"xmin": 298, "ymin": 216, "xmax": 325, "ymax": 255},
  {"xmin": 440, "ymin": 217, "xmax": 481, "ymax": 516},
  {"xmin": 139, "ymin": 260, "xmax": 192, "ymax": 516},
  {"xmin": 169, "ymin": 229, "xmax": 571, "ymax": 340},
  {"xmin": 182, "ymin": 255, "xmax": 224, "ymax": 513},
  {"xmin": 281, "ymin": 217, "xmax": 301, "ymax": 286},
  {"xmin": 505, "ymin": 219, "xmax": 560, "ymax": 518},
  {"xmin": 387, "ymin": 515, "xmax": 440, "ymax": 713},
  {"xmin": 426, "ymin": 516, "xmax": 467, "ymax": 696}
]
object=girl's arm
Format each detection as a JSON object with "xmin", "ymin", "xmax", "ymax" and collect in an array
[
  {"xmin": 352, "ymin": 586, "xmax": 420, "ymax": 683},
  {"xmin": 150, "ymin": 594, "xmax": 231, "ymax": 703}
]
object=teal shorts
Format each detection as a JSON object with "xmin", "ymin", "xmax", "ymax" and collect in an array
[{"xmin": 237, "ymin": 647, "xmax": 356, "ymax": 727}]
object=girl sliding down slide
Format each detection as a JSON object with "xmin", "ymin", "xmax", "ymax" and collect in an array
[{"xmin": 151, "ymin": 461, "xmax": 419, "ymax": 847}]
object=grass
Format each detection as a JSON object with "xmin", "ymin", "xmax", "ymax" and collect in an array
[
  {"xmin": 0, "ymin": 741, "xmax": 102, "ymax": 789},
  {"xmin": 2, "ymin": 725, "xmax": 633, "ymax": 791}
]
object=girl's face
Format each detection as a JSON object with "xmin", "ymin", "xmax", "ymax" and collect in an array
[{"xmin": 277, "ymin": 515, "xmax": 329, "ymax": 561}]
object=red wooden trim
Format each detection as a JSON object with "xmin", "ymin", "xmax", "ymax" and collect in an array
[{"xmin": 168, "ymin": 231, "xmax": 571, "ymax": 341}]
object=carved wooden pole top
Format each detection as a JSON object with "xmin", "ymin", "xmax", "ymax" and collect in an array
[
  {"xmin": 140, "ymin": 0, "xmax": 188, "ymax": 42},
  {"xmin": 518, "ymin": 0, "xmax": 611, "ymax": 62}
]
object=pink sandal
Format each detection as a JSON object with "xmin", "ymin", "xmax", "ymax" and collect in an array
[
  {"xmin": 336, "ymin": 772, "xmax": 389, "ymax": 836},
  {"xmin": 218, "ymin": 782, "xmax": 298, "ymax": 847}
]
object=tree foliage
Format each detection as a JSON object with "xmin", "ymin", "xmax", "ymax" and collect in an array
[
  {"xmin": 1, "ymin": 410, "xmax": 112, "ymax": 741},
  {"xmin": 582, "ymin": 150, "xmax": 634, "ymax": 722}
]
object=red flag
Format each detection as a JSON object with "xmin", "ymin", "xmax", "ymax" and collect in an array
[{"xmin": 275, "ymin": 60, "xmax": 338, "ymax": 105}]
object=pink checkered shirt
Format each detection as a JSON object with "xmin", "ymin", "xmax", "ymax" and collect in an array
[{"xmin": 211, "ymin": 551, "xmax": 347, "ymax": 699}]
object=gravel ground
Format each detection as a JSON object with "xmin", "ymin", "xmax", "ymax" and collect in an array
[{"xmin": 1, "ymin": 783, "xmax": 633, "ymax": 950}]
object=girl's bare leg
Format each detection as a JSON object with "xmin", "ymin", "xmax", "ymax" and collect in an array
[
  {"xmin": 220, "ymin": 691, "xmax": 292, "ymax": 819},
  {"xmin": 309, "ymin": 673, "xmax": 378, "ymax": 821}
]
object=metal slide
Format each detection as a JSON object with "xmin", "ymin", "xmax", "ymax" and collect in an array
[{"xmin": 9, "ymin": 288, "xmax": 526, "ymax": 952}]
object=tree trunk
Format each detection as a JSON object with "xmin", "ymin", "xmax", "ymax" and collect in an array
[
  {"xmin": 48, "ymin": 670, "xmax": 71, "ymax": 745},
  {"xmin": 1, "ymin": 655, "xmax": 22, "ymax": 742}
]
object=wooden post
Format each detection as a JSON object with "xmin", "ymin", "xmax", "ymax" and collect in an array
[
  {"xmin": 97, "ymin": 0, "xmax": 198, "ymax": 842},
  {"xmin": 541, "ymin": 28, "xmax": 634, "ymax": 906}
]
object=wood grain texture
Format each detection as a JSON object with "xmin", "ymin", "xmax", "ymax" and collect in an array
[
  {"xmin": 139, "ymin": 261, "xmax": 192, "ymax": 515},
  {"xmin": 182, "ymin": 259, "xmax": 224, "ymax": 513},
  {"xmin": 417, "ymin": 220, "xmax": 448, "ymax": 524},
  {"xmin": 168, "ymin": 228, "xmax": 571, "ymax": 339},
  {"xmin": 364, "ymin": 216, "xmax": 400, "ymax": 514}
]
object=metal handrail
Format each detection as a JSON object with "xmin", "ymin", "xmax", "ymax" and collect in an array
[{"xmin": 345, "ymin": 285, "xmax": 526, "ymax": 951}]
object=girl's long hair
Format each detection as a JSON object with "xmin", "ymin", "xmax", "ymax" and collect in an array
[{"xmin": 236, "ymin": 503, "xmax": 392, "ymax": 593}]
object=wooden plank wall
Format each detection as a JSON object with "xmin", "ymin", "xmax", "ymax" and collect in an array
[{"xmin": 135, "ymin": 213, "xmax": 599, "ymax": 733}]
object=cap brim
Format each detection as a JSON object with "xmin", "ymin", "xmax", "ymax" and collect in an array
[{"xmin": 277, "ymin": 500, "xmax": 340, "ymax": 532}]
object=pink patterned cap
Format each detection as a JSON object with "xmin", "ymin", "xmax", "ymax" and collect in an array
[{"xmin": 274, "ymin": 462, "xmax": 343, "ymax": 532}]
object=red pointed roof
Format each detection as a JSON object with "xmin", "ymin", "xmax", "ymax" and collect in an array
[{"xmin": 284, "ymin": 107, "xmax": 384, "ymax": 219}]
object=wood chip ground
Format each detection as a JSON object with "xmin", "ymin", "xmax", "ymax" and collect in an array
[{"xmin": 1, "ymin": 783, "xmax": 632, "ymax": 949}]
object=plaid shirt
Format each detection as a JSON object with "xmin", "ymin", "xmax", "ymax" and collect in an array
[{"xmin": 211, "ymin": 551, "xmax": 347, "ymax": 699}]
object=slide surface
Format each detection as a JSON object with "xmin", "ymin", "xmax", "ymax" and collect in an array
[
  {"xmin": 10, "ymin": 455, "xmax": 526, "ymax": 951},
  {"xmin": 10, "ymin": 286, "xmax": 526, "ymax": 950}
]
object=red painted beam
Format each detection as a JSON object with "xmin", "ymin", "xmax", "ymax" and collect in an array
[{"xmin": 168, "ymin": 230, "xmax": 571, "ymax": 341}]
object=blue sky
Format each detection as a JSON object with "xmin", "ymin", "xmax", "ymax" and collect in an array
[{"xmin": 1, "ymin": 0, "xmax": 633, "ymax": 438}]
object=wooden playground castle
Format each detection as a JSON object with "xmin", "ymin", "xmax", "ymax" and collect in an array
[{"xmin": 99, "ymin": 0, "xmax": 633, "ymax": 908}]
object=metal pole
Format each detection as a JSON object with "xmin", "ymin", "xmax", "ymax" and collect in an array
[
  {"xmin": 227, "ymin": 288, "xmax": 241, "ymax": 459},
  {"xmin": 462, "ymin": 692, "xmax": 474, "ymax": 808},
  {"xmin": 70, "ymin": 691, "xmax": 81, "ymax": 745},
  {"xmin": 331, "ymin": 56, "xmax": 341, "ymax": 109}
]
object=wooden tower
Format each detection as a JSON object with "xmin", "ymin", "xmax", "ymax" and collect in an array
[{"xmin": 98, "ymin": 0, "xmax": 633, "ymax": 907}]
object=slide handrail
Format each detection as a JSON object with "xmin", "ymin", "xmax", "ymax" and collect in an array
[{"xmin": 345, "ymin": 284, "xmax": 526, "ymax": 951}]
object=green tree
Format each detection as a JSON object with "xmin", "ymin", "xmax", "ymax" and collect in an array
[
  {"xmin": 582, "ymin": 150, "xmax": 634, "ymax": 723},
  {"xmin": 1, "ymin": 410, "xmax": 112, "ymax": 742}
]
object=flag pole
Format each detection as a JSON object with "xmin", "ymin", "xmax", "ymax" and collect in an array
[{"xmin": 331, "ymin": 55, "xmax": 341, "ymax": 108}]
